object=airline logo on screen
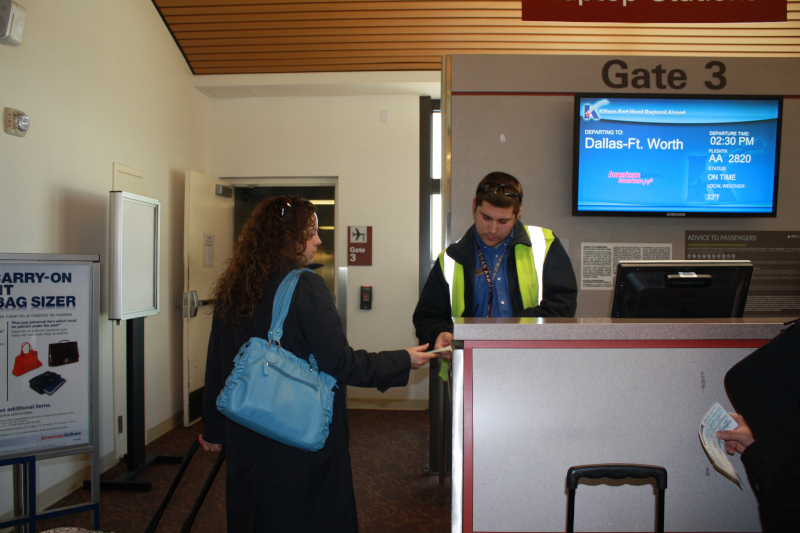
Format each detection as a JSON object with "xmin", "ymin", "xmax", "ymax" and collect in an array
[{"xmin": 582, "ymin": 99, "xmax": 608, "ymax": 121}]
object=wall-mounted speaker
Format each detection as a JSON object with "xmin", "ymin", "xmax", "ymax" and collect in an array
[{"xmin": 0, "ymin": 0, "xmax": 26, "ymax": 46}]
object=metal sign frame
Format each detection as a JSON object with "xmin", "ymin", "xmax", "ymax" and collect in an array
[{"xmin": 0, "ymin": 253, "xmax": 101, "ymax": 530}]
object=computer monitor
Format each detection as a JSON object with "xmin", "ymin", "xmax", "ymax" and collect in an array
[{"xmin": 611, "ymin": 260, "xmax": 754, "ymax": 318}]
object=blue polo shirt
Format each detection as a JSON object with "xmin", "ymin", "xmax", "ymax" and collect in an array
[{"xmin": 472, "ymin": 228, "xmax": 514, "ymax": 318}]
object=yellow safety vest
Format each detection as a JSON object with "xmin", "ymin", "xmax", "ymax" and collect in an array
[{"xmin": 439, "ymin": 225, "xmax": 555, "ymax": 317}]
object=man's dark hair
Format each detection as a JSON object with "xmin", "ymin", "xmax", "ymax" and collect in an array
[{"xmin": 475, "ymin": 172, "xmax": 523, "ymax": 214}]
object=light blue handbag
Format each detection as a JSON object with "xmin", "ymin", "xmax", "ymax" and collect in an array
[{"xmin": 216, "ymin": 269, "xmax": 337, "ymax": 452}]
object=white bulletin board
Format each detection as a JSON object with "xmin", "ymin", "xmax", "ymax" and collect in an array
[{"xmin": 108, "ymin": 191, "xmax": 161, "ymax": 321}]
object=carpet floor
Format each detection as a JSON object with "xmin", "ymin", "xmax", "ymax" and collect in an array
[{"xmin": 35, "ymin": 409, "xmax": 451, "ymax": 533}]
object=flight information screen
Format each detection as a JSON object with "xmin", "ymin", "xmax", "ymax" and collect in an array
[{"xmin": 573, "ymin": 95, "xmax": 782, "ymax": 217}]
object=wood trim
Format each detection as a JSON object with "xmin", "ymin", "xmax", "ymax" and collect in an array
[{"xmin": 152, "ymin": 0, "xmax": 800, "ymax": 74}]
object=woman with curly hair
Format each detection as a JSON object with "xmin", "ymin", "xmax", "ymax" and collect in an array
[{"xmin": 201, "ymin": 195, "xmax": 439, "ymax": 532}]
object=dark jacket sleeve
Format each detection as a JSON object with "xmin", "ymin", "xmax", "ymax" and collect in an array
[
  {"xmin": 202, "ymin": 318, "xmax": 228, "ymax": 445},
  {"xmin": 516, "ymin": 236, "xmax": 578, "ymax": 318},
  {"xmin": 291, "ymin": 272, "xmax": 411, "ymax": 392},
  {"xmin": 412, "ymin": 260, "xmax": 454, "ymax": 348},
  {"xmin": 740, "ymin": 407, "xmax": 800, "ymax": 532}
]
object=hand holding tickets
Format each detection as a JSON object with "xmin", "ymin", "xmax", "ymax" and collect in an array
[
  {"xmin": 433, "ymin": 331, "xmax": 454, "ymax": 368},
  {"xmin": 406, "ymin": 344, "xmax": 439, "ymax": 369},
  {"xmin": 699, "ymin": 403, "xmax": 744, "ymax": 488},
  {"xmin": 426, "ymin": 346, "xmax": 453, "ymax": 354},
  {"xmin": 428, "ymin": 345, "xmax": 453, "ymax": 365}
]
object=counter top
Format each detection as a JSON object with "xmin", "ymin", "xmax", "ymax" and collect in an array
[{"xmin": 452, "ymin": 317, "xmax": 790, "ymax": 341}]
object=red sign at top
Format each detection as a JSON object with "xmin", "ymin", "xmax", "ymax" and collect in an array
[{"xmin": 522, "ymin": 0, "xmax": 786, "ymax": 24}]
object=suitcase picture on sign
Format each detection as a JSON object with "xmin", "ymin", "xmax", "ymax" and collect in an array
[
  {"xmin": 29, "ymin": 370, "xmax": 66, "ymax": 395},
  {"xmin": 49, "ymin": 340, "xmax": 79, "ymax": 366},
  {"xmin": 12, "ymin": 342, "xmax": 43, "ymax": 376}
]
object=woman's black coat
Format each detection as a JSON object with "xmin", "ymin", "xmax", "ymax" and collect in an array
[{"xmin": 203, "ymin": 269, "xmax": 411, "ymax": 532}]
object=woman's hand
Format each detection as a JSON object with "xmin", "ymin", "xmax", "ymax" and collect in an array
[
  {"xmin": 407, "ymin": 343, "xmax": 439, "ymax": 369},
  {"xmin": 716, "ymin": 413, "xmax": 755, "ymax": 455},
  {"xmin": 199, "ymin": 434, "xmax": 222, "ymax": 453}
]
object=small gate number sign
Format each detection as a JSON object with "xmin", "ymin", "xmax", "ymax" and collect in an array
[{"xmin": 348, "ymin": 226, "xmax": 372, "ymax": 266}]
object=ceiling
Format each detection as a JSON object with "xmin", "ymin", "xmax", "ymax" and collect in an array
[{"xmin": 152, "ymin": 0, "xmax": 800, "ymax": 77}]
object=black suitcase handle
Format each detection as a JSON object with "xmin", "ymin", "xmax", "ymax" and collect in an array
[
  {"xmin": 566, "ymin": 464, "xmax": 667, "ymax": 533},
  {"xmin": 567, "ymin": 464, "xmax": 667, "ymax": 489},
  {"xmin": 145, "ymin": 437, "xmax": 226, "ymax": 533}
]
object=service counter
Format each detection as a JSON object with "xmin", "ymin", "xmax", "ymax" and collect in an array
[{"xmin": 449, "ymin": 317, "xmax": 787, "ymax": 533}]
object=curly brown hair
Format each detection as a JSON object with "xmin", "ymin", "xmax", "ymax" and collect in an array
[{"xmin": 211, "ymin": 195, "xmax": 316, "ymax": 330}]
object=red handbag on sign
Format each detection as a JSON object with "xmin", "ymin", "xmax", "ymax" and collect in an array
[{"xmin": 12, "ymin": 342, "xmax": 43, "ymax": 376}]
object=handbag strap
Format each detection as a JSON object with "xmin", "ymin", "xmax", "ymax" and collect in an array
[{"xmin": 268, "ymin": 268, "xmax": 313, "ymax": 347}]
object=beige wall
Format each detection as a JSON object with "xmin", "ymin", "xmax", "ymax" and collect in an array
[
  {"xmin": 0, "ymin": 0, "xmax": 208, "ymax": 512},
  {"xmin": 0, "ymin": 1, "xmax": 435, "ymax": 514}
]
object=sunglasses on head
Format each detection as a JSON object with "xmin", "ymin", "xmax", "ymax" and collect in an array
[
  {"xmin": 272, "ymin": 196, "xmax": 292, "ymax": 218},
  {"xmin": 478, "ymin": 183, "xmax": 520, "ymax": 199},
  {"xmin": 274, "ymin": 196, "xmax": 298, "ymax": 218}
]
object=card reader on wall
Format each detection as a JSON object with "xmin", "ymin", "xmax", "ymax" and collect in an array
[{"xmin": 360, "ymin": 286, "xmax": 372, "ymax": 309}]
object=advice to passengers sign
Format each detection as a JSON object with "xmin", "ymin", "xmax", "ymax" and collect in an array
[{"xmin": 522, "ymin": 0, "xmax": 787, "ymax": 24}]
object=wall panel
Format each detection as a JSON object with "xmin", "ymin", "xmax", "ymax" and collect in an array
[{"xmin": 447, "ymin": 55, "xmax": 800, "ymax": 317}]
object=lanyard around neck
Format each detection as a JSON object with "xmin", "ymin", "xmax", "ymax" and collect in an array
[{"xmin": 476, "ymin": 243, "xmax": 506, "ymax": 318}]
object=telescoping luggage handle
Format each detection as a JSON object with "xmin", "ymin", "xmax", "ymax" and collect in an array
[
  {"xmin": 144, "ymin": 437, "xmax": 226, "ymax": 533},
  {"xmin": 566, "ymin": 464, "xmax": 667, "ymax": 533}
]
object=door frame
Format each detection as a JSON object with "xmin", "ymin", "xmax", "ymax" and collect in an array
[{"xmin": 183, "ymin": 171, "xmax": 235, "ymax": 427}]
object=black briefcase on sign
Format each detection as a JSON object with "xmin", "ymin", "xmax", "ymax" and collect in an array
[
  {"xmin": 29, "ymin": 371, "xmax": 65, "ymax": 395},
  {"xmin": 49, "ymin": 340, "xmax": 79, "ymax": 366}
]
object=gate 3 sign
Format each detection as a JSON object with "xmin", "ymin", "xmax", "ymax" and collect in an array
[{"xmin": 348, "ymin": 226, "xmax": 372, "ymax": 266}]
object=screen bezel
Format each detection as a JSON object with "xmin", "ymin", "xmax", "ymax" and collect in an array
[{"xmin": 572, "ymin": 93, "xmax": 783, "ymax": 218}]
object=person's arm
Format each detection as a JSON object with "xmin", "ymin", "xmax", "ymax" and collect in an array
[
  {"xmin": 516, "ymin": 237, "xmax": 578, "ymax": 318},
  {"xmin": 412, "ymin": 260, "xmax": 455, "ymax": 347},
  {"xmin": 716, "ymin": 412, "xmax": 755, "ymax": 455},
  {"xmin": 293, "ymin": 273, "xmax": 428, "ymax": 391},
  {"xmin": 737, "ymin": 407, "xmax": 800, "ymax": 510}
]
